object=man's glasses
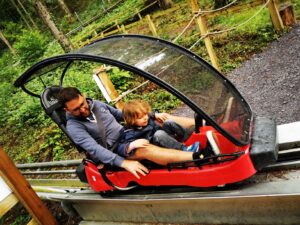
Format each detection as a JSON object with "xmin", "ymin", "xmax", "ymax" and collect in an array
[{"xmin": 68, "ymin": 98, "xmax": 87, "ymax": 113}]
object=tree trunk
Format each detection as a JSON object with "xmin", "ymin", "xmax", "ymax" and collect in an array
[
  {"xmin": 16, "ymin": 0, "xmax": 38, "ymax": 29},
  {"xmin": 9, "ymin": 0, "xmax": 32, "ymax": 30},
  {"xmin": 0, "ymin": 30, "xmax": 17, "ymax": 55},
  {"xmin": 57, "ymin": 0, "xmax": 75, "ymax": 23},
  {"xmin": 34, "ymin": 0, "xmax": 73, "ymax": 52}
]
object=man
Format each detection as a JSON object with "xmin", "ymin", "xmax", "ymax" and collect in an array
[{"xmin": 59, "ymin": 87, "xmax": 217, "ymax": 179}]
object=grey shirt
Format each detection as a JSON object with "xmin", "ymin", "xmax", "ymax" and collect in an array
[{"xmin": 66, "ymin": 99, "xmax": 124, "ymax": 166}]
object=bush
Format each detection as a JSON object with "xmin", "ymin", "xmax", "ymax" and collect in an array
[
  {"xmin": 0, "ymin": 21, "xmax": 24, "ymax": 43},
  {"xmin": 14, "ymin": 30, "xmax": 49, "ymax": 64},
  {"xmin": 125, "ymin": 89, "xmax": 181, "ymax": 112},
  {"xmin": 109, "ymin": 67, "xmax": 134, "ymax": 92}
]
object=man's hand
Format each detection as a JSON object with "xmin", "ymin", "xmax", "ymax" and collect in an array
[
  {"xmin": 155, "ymin": 112, "xmax": 170, "ymax": 123},
  {"xmin": 121, "ymin": 159, "xmax": 149, "ymax": 179}
]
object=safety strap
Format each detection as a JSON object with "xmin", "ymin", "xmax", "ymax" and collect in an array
[{"xmin": 92, "ymin": 108, "xmax": 108, "ymax": 149}]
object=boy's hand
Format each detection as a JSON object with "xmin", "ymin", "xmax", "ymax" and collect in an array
[
  {"xmin": 128, "ymin": 139, "xmax": 149, "ymax": 152},
  {"xmin": 155, "ymin": 112, "xmax": 170, "ymax": 123}
]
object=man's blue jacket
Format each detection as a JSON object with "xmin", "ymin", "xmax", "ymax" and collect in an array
[{"xmin": 66, "ymin": 99, "xmax": 124, "ymax": 166}]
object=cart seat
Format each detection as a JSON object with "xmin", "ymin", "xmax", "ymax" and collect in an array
[{"xmin": 41, "ymin": 86, "xmax": 85, "ymax": 153}]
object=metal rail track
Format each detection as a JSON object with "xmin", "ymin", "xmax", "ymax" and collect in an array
[{"xmin": 36, "ymin": 168, "xmax": 300, "ymax": 224}]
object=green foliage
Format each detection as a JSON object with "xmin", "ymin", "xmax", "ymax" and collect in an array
[
  {"xmin": 293, "ymin": 0, "xmax": 300, "ymax": 17},
  {"xmin": 9, "ymin": 214, "xmax": 30, "ymax": 225},
  {"xmin": 109, "ymin": 67, "xmax": 134, "ymax": 92},
  {"xmin": 0, "ymin": 54, "xmax": 21, "ymax": 83},
  {"xmin": 0, "ymin": 55, "xmax": 24, "ymax": 126},
  {"xmin": 42, "ymin": 41, "xmax": 65, "ymax": 58},
  {"xmin": 72, "ymin": 0, "xmax": 145, "ymax": 43},
  {"xmin": 212, "ymin": 8, "xmax": 272, "ymax": 33},
  {"xmin": 0, "ymin": 22, "xmax": 24, "ymax": 42},
  {"xmin": 39, "ymin": 127, "xmax": 73, "ymax": 161},
  {"xmin": 14, "ymin": 30, "xmax": 49, "ymax": 64},
  {"xmin": 0, "ymin": 211, "xmax": 30, "ymax": 225},
  {"xmin": 7, "ymin": 96, "xmax": 45, "ymax": 127},
  {"xmin": 149, "ymin": 90, "xmax": 181, "ymax": 111},
  {"xmin": 125, "ymin": 89, "xmax": 181, "ymax": 112}
]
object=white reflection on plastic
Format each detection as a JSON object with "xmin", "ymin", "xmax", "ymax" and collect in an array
[{"xmin": 135, "ymin": 53, "xmax": 165, "ymax": 70}]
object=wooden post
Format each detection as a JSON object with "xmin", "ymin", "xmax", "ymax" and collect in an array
[
  {"xmin": 136, "ymin": 9, "xmax": 143, "ymax": 20},
  {"xmin": 0, "ymin": 147, "xmax": 58, "ymax": 225},
  {"xmin": 115, "ymin": 21, "xmax": 121, "ymax": 32},
  {"xmin": 94, "ymin": 66, "xmax": 124, "ymax": 109},
  {"xmin": 188, "ymin": 0, "xmax": 220, "ymax": 71},
  {"xmin": 267, "ymin": 0, "xmax": 284, "ymax": 32},
  {"xmin": 121, "ymin": 24, "xmax": 128, "ymax": 34},
  {"xmin": 279, "ymin": 2, "xmax": 296, "ymax": 26},
  {"xmin": 146, "ymin": 14, "xmax": 158, "ymax": 37}
]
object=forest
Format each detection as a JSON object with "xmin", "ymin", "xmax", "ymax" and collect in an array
[{"xmin": 0, "ymin": 0, "xmax": 299, "ymax": 165}]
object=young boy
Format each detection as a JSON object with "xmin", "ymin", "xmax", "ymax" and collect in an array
[{"xmin": 116, "ymin": 100, "xmax": 200, "ymax": 157}]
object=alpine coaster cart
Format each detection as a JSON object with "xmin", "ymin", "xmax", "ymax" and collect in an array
[{"xmin": 14, "ymin": 35, "xmax": 278, "ymax": 192}]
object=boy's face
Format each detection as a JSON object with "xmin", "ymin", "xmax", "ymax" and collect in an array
[
  {"xmin": 134, "ymin": 113, "xmax": 149, "ymax": 127},
  {"xmin": 64, "ymin": 94, "xmax": 90, "ymax": 118}
]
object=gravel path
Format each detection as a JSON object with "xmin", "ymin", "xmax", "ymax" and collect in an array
[{"xmin": 228, "ymin": 24, "xmax": 300, "ymax": 125}]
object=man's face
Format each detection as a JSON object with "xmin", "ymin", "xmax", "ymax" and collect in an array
[{"xmin": 64, "ymin": 94, "xmax": 90, "ymax": 118}]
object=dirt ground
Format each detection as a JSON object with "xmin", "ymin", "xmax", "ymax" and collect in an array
[{"xmin": 228, "ymin": 24, "xmax": 300, "ymax": 125}]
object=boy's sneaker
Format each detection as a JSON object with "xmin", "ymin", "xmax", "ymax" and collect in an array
[
  {"xmin": 206, "ymin": 131, "xmax": 221, "ymax": 155},
  {"xmin": 184, "ymin": 142, "xmax": 200, "ymax": 152}
]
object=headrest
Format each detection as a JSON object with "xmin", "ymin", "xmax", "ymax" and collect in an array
[{"xmin": 41, "ymin": 86, "xmax": 63, "ymax": 115}]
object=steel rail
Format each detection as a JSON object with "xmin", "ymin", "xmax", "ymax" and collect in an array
[
  {"xmin": 21, "ymin": 169, "xmax": 76, "ymax": 175},
  {"xmin": 277, "ymin": 147, "xmax": 300, "ymax": 161},
  {"xmin": 16, "ymin": 159, "xmax": 82, "ymax": 169},
  {"xmin": 264, "ymin": 159, "xmax": 300, "ymax": 171}
]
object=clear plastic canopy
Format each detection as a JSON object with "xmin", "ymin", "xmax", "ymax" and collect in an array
[{"xmin": 15, "ymin": 35, "xmax": 252, "ymax": 145}]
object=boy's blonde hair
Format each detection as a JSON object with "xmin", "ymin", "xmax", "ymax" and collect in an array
[{"xmin": 123, "ymin": 100, "xmax": 151, "ymax": 126}]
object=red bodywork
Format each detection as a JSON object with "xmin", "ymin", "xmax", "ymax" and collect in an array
[{"xmin": 85, "ymin": 127, "xmax": 256, "ymax": 192}]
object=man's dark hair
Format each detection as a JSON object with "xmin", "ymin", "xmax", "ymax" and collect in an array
[{"xmin": 59, "ymin": 87, "xmax": 82, "ymax": 106}]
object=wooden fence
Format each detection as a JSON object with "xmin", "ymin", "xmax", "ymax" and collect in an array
[{"xmin": 73, "ymin": 0, "xmax": 295, "ymax": 71}]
